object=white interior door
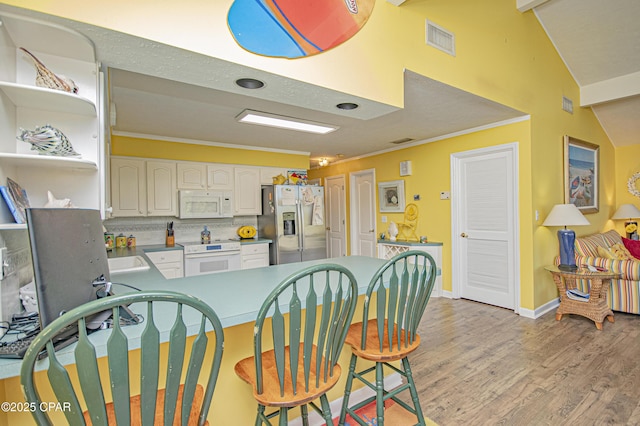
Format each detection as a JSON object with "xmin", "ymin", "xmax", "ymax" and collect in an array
[
  {"xmin": 350, "ymin": 169, "xmax": 376, "ymax": 257},
  {"xmin": 325, "ymin": 175, "xmax": 346, "ymax": 258},
  {"xmin": 452, "ymin": 143, "xmax": 519, "ymax": 311}
]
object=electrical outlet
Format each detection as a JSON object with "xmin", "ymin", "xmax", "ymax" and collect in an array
[
  {"xmin": 440, "ymin": 191, "xmax": 451, "ymax": 200},
  {"xmin": 381, "ymin": 216, "xmax": 388, "ymax": 223}
]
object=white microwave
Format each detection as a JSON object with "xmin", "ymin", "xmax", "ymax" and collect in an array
[{"xmin": 179, "ymin": 190, "xmax": 233, "ymax": 219}]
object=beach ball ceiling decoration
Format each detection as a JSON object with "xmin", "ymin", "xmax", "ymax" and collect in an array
[{"xmin": 228, "ymin": 0, "xmax": 375, "ymax": 59}]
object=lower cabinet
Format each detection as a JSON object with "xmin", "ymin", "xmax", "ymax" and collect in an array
[
  {"xmin": 145, "ymin": 250, "xmax": 184, "ymax": 279},
  {"xmin": 377, "ymin": 241, "xmax": 442, "ymax": 297},
  {"xmin": 241, "ymin": 243, "xmax": 269, "ymax": 270}
]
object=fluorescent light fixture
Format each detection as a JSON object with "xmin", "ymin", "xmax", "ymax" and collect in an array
[{"xmin": 236, "ymin": 110, "xmax": 338, "ymax": 134}]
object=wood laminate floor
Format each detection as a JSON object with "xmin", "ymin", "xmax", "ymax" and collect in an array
[{"xmin": 403, "ymin": 297, "xmax": 640, "ymax": 425}]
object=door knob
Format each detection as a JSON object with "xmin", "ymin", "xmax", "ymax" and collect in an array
[
  {"xmin": 370, "ymin": 229, "xmax": 375, "ymax": 233},
  {"xmin": 460, "ymin": 232, "xmax": 468, "ymax": 238},
  {"xmin": 326, "ymin": 227, "xmax": 331, "ymax": 231}
]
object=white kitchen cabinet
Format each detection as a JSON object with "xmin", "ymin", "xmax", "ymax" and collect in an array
[
  {"xmin": 241, "ymin": 243, "xmax": 270, "ymax": 269},
  {"xmin": 260, "ymin": 167, "xmax": 289, "ymax": 185},
  {"xmin": 207, "ymin": 164, "xmax": 234, "ymax": 191},
  {"xmin": 377, "ymin": 241, "xmax": 443, "ymax": 297},
  {"xmin": 110, "ymin": 158, "xmax": 146, "ymax": 217},
  {"xmin": 145, "ymin": 250, "xmax": 184, "ymax": 279},
  {"xmin": 146, "ymin": 161, "xmax": 177, "ymax": 216},
  {"xmin": 177, "ymin": 162, "xmax": 206, "ymax": 189},
  {"xmin": 234, "ymin": 167, "xmax": 262, "ymax": 215},
  {"xmin": 111, "ymin": 158, "xmax": 176, "ymax": 217},
  {"xmin": 0, "ymin": 12, "xmax": 104, "ymax": 227}
]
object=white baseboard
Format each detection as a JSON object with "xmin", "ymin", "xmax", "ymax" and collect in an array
[
  {"xmin": 288, "ymin": 372, "xmax": 403, "ymax": 426},
  {"xmin": 518, "ymin": 297, "xmax": 559, "ymax": 319}
]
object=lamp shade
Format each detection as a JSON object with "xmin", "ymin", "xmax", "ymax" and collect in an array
[
  {"xmin": 542, "ymin": 204, "xmax": 590, "ymax": 227},
  {"xmin": 611, "ymin": 204, "xmax": 640, "ymax": 220},
  {"xmin": 542, "ymin": 204, "xmax": 589, "ymax": 271}
]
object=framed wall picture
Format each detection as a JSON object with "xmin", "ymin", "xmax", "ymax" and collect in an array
[
  {"xmin": 378, "ymin": 180, "xmax": 405, "ymax": 213},
  {"xmin": 564, "ymin": 135, "xmax": 599, "ymax": 214}
]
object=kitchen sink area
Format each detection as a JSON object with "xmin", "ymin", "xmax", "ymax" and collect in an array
[{"xmin": 107, "ymin": 255, "xmax": 150, "ymax": 275}]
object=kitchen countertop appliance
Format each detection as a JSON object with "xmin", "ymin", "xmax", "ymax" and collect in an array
[
  {"xmin": 258, "ymin": 185, "xmax": 326, "ymax": 265},
  {"xmin": 180, "ymin": 240, "xmax": 241, "ymax": 276}
]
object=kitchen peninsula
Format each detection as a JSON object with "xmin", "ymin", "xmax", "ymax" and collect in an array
[{"xmin": 0, "ymin": 253, "xmax": 391, "ymax": 425}]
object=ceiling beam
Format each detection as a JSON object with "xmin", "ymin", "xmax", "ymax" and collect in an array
[
  {"xmin": 516, "ymin": 0, "xmax": 551, "ymax": 12},
  {"xmin": 580, "ymin": 71, "xmax": 640, "ymax": 106},
  {"xmin": 387, "ymin": 0, "xmax": 407, "ymax": 5}
]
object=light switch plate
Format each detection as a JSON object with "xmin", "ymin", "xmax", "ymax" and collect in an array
[
  {"xmin": 440, "ymin": 191, "xmax": 450, "ymax": 200},
  {"xmin": 399, "ymin": 161, "xmax": 412, "ymax": 176}
]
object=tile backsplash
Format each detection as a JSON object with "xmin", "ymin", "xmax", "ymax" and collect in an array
[{"xmin": 103, "ymin": 216, "xmax": 259, "ymax": 245}]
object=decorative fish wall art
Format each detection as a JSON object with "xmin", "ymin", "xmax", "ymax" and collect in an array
[{"xmin": 228, "ymin": 0, "xmax": 375, "ymax": 58}]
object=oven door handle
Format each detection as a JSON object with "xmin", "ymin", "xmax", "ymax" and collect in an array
[{"xmin": 184, "ymin": 250, "xmax": 240, "ymax": 259}]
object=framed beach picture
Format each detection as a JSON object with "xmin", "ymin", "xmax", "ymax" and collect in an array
[
  {"xmin": 564, "ymin": 135, "xmax": 599, "ymax": 214},
  {"xmin": 378, "ymin": 180, "xmax": 405, "ymax": 213}
]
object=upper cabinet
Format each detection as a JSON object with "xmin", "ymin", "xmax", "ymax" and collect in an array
[
  {"xmin": 146, "ymin": 161, "xmax": 177, "ymax": 216},
  {"xmin": 234, "ymin": 167, "xmax": 261, "ymax": 216},
  {"xmin": 0, "ymin": 12, "xmax": 104, "ymax": 227},
  {"xmin": 207, "ymin": 164, "xmax": 234, "ymax": 191},
  {"xmin": 111, "ymin": 157, "xmax": 177, "ymax": 217},
  {"xmin": 177, "ymin": 162, "xmax": 206, "ymax": 190}
]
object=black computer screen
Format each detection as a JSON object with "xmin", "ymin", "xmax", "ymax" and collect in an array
[{"xmin": 26, "ymin": 208, "xmax": 111, "ymax": 330}]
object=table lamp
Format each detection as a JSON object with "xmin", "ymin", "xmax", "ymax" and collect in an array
[
  {"xmin": 542, "ymin": 204, "xmax": 590, "ymax": 271},
  {"xmin": 611, "ymin": 204, "xmax": 640, "ymax": 240}
]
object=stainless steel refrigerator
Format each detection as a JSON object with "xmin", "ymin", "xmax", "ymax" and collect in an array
[{"xmin": 258, "ymin": 185, "xmax": 327, "ymax": 265}]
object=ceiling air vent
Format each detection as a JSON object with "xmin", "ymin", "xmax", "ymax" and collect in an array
[
  {"xmin": 390, "ymin": 137, "xmax": 414, "ymax": 145},
  {"xmin": 426, "ymin": 20, "xmax": 455, "ymax": 56}
]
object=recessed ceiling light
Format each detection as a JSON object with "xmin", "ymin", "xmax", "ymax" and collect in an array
[
  {"xmin": 236, "ymin": 109, "xmax": 338, "ymax": 134},
  {"xmin": 235, "ymin": 78, "xmax": 265, "ymax": 89},
  {"xmin": 336, "ymin": 102, "xmax": 359, "ymax": 110}
]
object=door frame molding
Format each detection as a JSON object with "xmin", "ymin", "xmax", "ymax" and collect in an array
[
  {"xmin": 450, "ymin": 142, "xmax": 520, "ymax": 313},
  {"xmin": 324, "ymin": 174, "xmax": 347, "ymax": 258},
  {"xmin": 349, "ymin": 168, "xmax": 376, "ymax": 256}
]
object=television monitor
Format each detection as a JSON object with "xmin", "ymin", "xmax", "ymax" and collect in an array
[{"xmin": 26, "ymin": 208, "xmax": 112, "ymax": 331}]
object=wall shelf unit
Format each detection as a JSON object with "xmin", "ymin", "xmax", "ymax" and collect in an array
[
  {"xmin": 0, "ymin": 11, "xmax": 105, "ymax": 227},
  {"xmin": 0, "ymin": 153, "xmax": 97, "ymax": 170},
  {"xmin": 0, "ymin": 82, "xmax": 96, "ymax": 116}
]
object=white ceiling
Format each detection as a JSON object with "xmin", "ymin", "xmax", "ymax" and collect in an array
[
  {"xmin": 3, "ymin": 1, "xmax": 637, "ymax": 166},
  {"xmin": 526, "ymin": 0, "xmax": 640, "ymax": 147},
  {"xmin": 109, "ymin": 68, "xmax": 525, "ymax": 162}
]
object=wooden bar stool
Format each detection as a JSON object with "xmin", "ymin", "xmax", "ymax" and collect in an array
[
  {"xmin": 235, "ymin": 264, "xmax": 358, "ymax": 425},
  {"xmin": 338, "ymin": 250, "xmax": 437, "ymax": 426},
  {"xmin": 21, "ymin": 291, "xmax": 225, "ymax": 426}
]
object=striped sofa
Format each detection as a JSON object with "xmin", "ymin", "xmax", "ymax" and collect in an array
[{"xmin": 570, "ymin": 229, "xmax": 640, "ymax": 314}]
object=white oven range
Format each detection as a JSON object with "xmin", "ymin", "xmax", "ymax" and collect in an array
[{"xmin": 181, "ymin": 240, "xmax": 241, "ymax": 277}]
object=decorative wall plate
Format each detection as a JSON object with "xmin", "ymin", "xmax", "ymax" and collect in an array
[
  {"xmin": 228, "ymin": 0, "xmax": 375, "ymax": 58},
  {"xmin": 628, "ymin": 172, "xmax": 640, "ymax": 198}
]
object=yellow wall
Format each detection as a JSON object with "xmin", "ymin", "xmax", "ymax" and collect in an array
[
  {"xmin": 311, "ymin": 120, "xmax": 535, "ymax": 307},
  {"xmin": 8, "ymin": 0, "xmax": 618, "ymax": 311},
  {"xmin": 614, "ymin": 145, "xmax": 640, "ymax": 234},
  {"xmin": 111, "ymin": 134, "xmax": 309, "ymax": 169}
]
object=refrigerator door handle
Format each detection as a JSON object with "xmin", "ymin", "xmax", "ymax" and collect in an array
[{"xmin": 297, "ymin": 200, "xmax": 304, "ymax": 251}]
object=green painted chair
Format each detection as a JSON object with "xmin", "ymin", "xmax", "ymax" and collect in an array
[
  {"xmin": 234, "ymin": 264, "xmax": 358, "ymax": 426},
  {"xmin": 20, "ymin": 290, "xmax": 224, "ymax": 426},
  {"xmin": 338, "ymin": 250, "xmax": 437, "ymax": 426}
]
